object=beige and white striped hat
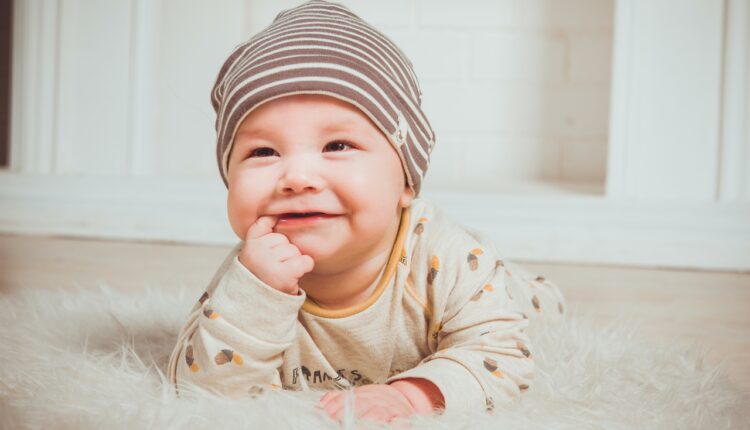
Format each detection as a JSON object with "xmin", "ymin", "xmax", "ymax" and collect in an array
[{"xmin": 212, "ymin": 0, "xmax": 436, "ymax": 197}]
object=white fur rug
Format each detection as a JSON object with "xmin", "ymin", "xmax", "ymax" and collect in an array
[{"xmin": 1, "ymin": 286, "xmax": 748, "ymax": 430}]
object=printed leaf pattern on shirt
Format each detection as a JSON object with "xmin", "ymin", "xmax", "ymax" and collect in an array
[
  {"xmin": 483, "ymin": 357, "xmax": 505, "ymax": 378},
  {"xmin": 185, "ymin": 345, "xmax": 199, "ymax": 373},
  {"xmin": 531, "ymin": 295, "xmax": 541, "ymax": 312},
  {"xmin": 427, "ymin": 256, "xmax": 440, "ymax": 286},
  {"xmin": 215, "ymin": 349, "xmax": 244, "ymax": 366},
  {"xmin": 517, "ymin": 340, "xmax": 531, "ymax": 358},
  {"xmin": 198, "ymin": 291, "xmax": 209, "ymax": 305},
  {"xmin": 470, "ymin": 283, "xmax": 494, "ymax": 301},
  {"xmin": 496, "ymin": 259, "xmax": 515, "ymax": 300},
  {"xmin": 414, "ymin": 217, "xmax": 428, "ymax": 235},
  {"xmin": 533, "ymin": 275, "xmax": 565, "ymax": 315},
  {"xmin": 248, "ymin": 385, "xmax": 264, "ymax": 398},
  {"xmin": 467, "ymin": 248, "xmax": 484, "ymax": 270}
]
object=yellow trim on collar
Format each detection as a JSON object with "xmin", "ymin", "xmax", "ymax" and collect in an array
[{"xmin": 301, "ymin": 206, "xmax": 411, "ymax": 319}]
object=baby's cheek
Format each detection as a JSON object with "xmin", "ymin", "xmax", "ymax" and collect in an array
[
  {"xmin": 228, "ymin": 214, "xmax": 249, "ymax": 240},
  {"xmin": 226, "ymin": 199, "xmax": 255, "ymax": 240},
  {"xmin": 343, "ymin": 168, "xmax": 374, "ymax": 192}
]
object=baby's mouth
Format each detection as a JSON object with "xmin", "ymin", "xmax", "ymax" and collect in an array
[
  {"xmin": 281, "ymin": 212, "xmax": 327, "ymax": 219},
  {"xmin": 276, "ymin": 213, "xmax": 340, "ymax": 227}
]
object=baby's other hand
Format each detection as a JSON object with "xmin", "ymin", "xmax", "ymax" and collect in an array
[
  {"xmin": 318, "ymin": 384, "xmax": 416, "ymax": 425},
  {"xmin": 238, "ymin": 215, "xmax": 314, "ymax": 295}
]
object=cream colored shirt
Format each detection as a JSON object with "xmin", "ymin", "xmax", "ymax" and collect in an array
[{"xmin": 167, "ymin": 198, "xmax": 566, "ymax": 414}]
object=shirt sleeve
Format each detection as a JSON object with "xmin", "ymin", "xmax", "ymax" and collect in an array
[
  {"xmin": 386, "ymin": 232, "xmax": 535, "ymax": 414},
  {"xmin": 167, "ymin": 252, "xmax": 306, "ymax": 397}
]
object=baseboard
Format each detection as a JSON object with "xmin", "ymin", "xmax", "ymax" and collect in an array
[{"xmin": 1, "ymin": 172, "xmax": 748, "ymax": 271}]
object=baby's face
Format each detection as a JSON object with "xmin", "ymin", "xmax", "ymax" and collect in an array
[{"xmin": 226, "ymin": 94, "xmax": 414, "ymax": 271}]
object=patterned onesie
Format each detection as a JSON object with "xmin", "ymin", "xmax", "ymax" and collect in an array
[{"xmin": 167, "ymin": 197, "xmax": 566, "ymax": 414}]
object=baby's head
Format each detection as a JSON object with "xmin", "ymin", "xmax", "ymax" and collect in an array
[{"xmin": 210, "ymin": 0, "xmax": 436, "ymax": 269}]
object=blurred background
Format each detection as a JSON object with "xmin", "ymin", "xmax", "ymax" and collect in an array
[{"xmin": 0, "ymin": 0, "xmax": 748, "ymax": 271}]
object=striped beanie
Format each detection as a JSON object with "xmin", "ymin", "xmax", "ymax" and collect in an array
[{"xmin": 211, "ymin": 0, "xmax": 436, "ymax": 197}]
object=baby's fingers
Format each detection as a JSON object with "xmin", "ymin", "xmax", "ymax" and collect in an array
[
  {"xmin": 320, "ymin": 390, "xmax": 350, "ymax": 421},
  {"xmin": 331, "ymin": 397, "xmax": 372, "ymax": 422},
  {"xmin": 287, "ymin": 254, "xmax": 315, "ymax": 276},
  {"xmin": 245, "ymin": 215, "xmax": 278, "ymax": 241},
  {"xmin": 270, "ymin": 243, "xmax": 301, "ymax": 262},
  {"xmin": 359, "ymin": 406, "xmax": 400, "ymax": 424},
  {"xmin": 319, "ymin": 390, "xmax": 343, "ymax": 410}
]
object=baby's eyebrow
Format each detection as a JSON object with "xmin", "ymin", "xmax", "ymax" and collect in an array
[
  {"xmin": 236, "ymin": 121, "xmax": 363, "ymax": 141},
  {"xmin": 235, "ymin": 127, "xmax": 276, "ymax": 140},
  {"xmin": 320, "ymin": 119, "xmax": 361, "ymax": 133}
]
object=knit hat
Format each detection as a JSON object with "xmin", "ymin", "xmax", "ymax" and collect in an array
[{"xmin": 211, "ymin": 0, "xmax": 436, "ymax": 197}]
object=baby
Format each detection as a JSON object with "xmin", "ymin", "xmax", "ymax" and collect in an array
[{"xmin": 168, "ymin": 0, "xmax": 566, "ymax": 423}]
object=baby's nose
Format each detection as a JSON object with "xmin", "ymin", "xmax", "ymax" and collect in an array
[{"xmin": 277, "ymin": 157, "xmax": 325, "ymax": 194}]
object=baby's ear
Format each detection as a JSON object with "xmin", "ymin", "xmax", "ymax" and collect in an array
[{"xmin": 400, "ymin": 186, "xmax": 416, "ymax": 208}]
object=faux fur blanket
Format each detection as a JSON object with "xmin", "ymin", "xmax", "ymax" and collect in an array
[{"xmin": 0, "ymin": 286, "xmax": 748, "ymax": 429}]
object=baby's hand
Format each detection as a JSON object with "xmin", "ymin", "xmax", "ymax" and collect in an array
[
  {"xmin": 238, "ymin": 215, "xmax": 314, "ymax": 295},
  {"xmin": 319, "ymin": 384, "xmax": 416, "ymax": 424}
]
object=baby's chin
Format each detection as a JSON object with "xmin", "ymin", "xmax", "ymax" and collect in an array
[
  {"xmin": 289, "ymin": 237, "xmax": 351, "ymax": 271},
  {"xmin": 291, "ymin": 239, "xmax": 333, "ymax": 263}
]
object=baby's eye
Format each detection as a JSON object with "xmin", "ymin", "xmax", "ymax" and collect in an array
[
  {"xmin": 248, "ymin": 147, "xmax": 278, "ymax": 158},
  {"xmin": 324, "ymin": 140, "xmax": 354, "ymax": 152}
]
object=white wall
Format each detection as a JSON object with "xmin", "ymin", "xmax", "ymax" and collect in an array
[{"xmin": 2, "ymin": 0, "xmax": 749, "ymax": 271}]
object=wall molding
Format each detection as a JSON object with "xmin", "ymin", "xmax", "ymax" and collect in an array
[
  {"xmin": 719, "ymin": 0, "xmax": 750, "ymax": 202},
  {"xmin": 608, "ymin": 0, "xmax": 726, "ymax": 202},
  {"xmin": 10, "ymin": 0, "xmax": 60, "ymax": 174},
  {"xmin": 1, "ymin": 171, "xmax": 747, "ymax": 272},
  {"xmin": 127, "ymin": 0, "xmax": 160, "ymax": 176},
  {"xmin": 605, "ymin": 0, "xmax": 634, "ymax": 200}
]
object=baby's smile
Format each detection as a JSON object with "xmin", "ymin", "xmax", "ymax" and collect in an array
[{"xmin": 275, "ymin": 213, "xmax": 341, "ymax": 229}]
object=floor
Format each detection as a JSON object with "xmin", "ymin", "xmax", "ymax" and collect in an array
[{"xmin": 1, "ymin": 232, "xmax": 749, "ymax": 391}]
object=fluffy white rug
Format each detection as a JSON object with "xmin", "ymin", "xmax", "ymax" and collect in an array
[{"xmin": 0, "ymin": 286, "xmax": 748, "ymax": 430}]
